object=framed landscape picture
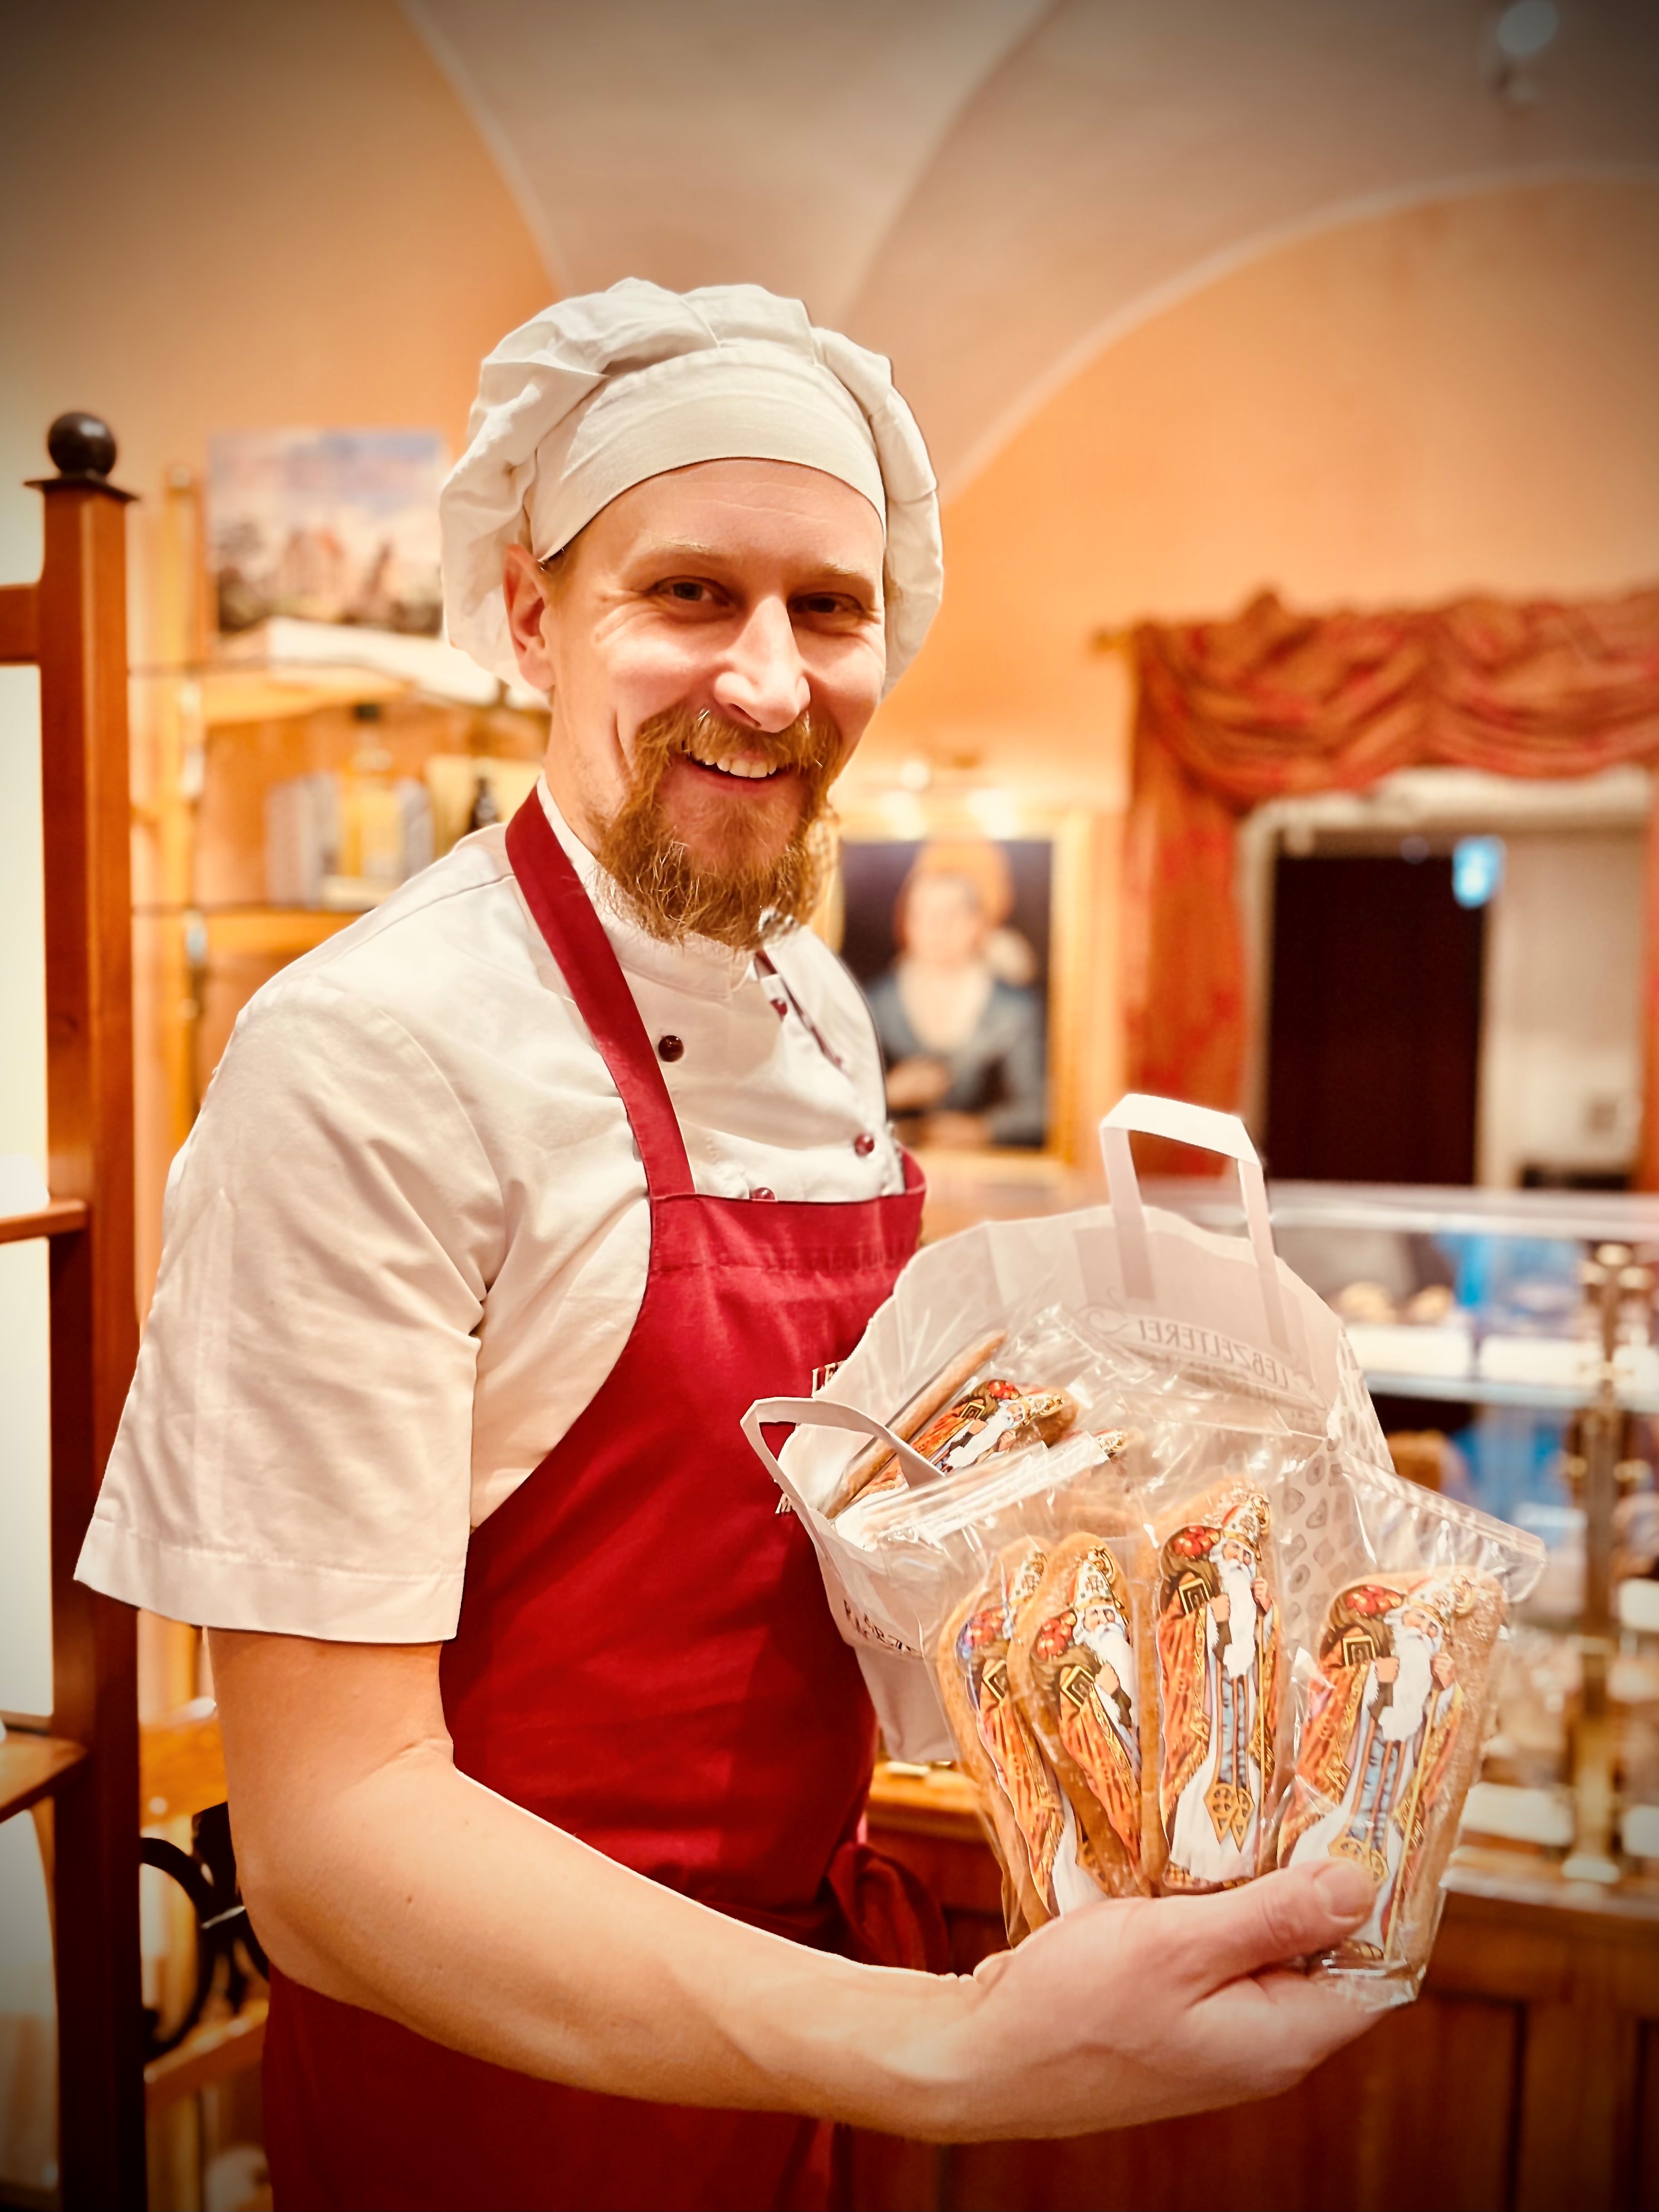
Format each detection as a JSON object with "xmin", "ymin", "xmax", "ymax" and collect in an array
[{"xmin": 208, "ymin": 428, "xmax": 448, "ymax": 637}]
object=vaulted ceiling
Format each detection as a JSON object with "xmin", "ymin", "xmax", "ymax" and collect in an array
[{"xmin": 403, "ymin": 0, "xmax": 1658, "ymax": 493}]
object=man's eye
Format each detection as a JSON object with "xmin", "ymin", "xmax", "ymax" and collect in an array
[
  {"xmin": 795, "ymin": 594, "xmax": 863, "ymax": 619},
  {"xmin": 659, "ymin": 579, "xmax": 713, "ymax": 603}
]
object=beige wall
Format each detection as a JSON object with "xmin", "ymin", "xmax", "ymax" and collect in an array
[
  {"xmin": 1, "ymin": 0, "xmax": 548, "ymax": 638},
  {"xmin": 866, "ymin": 176, "xmax": 1659, "ymax": 797}
]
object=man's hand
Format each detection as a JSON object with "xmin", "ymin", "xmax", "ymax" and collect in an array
[
  {"xmin": 930, "ymin": 1862, "xmax": 1377, "ymax": 2140},
  {"xmin": 1375, "ymin": 1655, "xmax": 1400, "ymax": 1684},
  {"xmin": 1212, "ymin": 1593, "xmax": 1231, "ymax": 1624},
  {"xmin": 1432, "ymin": 1653, "xmax": 1456, "ymax": 1690}
]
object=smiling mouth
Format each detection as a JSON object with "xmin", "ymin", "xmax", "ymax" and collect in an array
[{"xmin": 678, "ymin": 736, "xmax": 789, "ymax": 782}]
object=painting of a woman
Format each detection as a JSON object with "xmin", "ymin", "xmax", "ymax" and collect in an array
[{"xmin": 852, "ymin": 840, "xmax": 1048, "ymax": 1149}]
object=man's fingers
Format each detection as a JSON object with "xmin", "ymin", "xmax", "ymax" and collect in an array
[
  {"xmin": 1194, "ymin": 1969, "xmax": 1380, "ymax": 2098},
  {"xmin": 1174, "ymin": 1862, "xmax": 1374, "ymax": 1992}
]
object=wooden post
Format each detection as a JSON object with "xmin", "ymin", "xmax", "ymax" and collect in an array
[{"xmin": 29, "ymin": 412, "xmax": 147, "ymax": 2209}]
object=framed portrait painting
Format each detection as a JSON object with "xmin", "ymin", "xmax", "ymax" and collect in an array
[{"xmin": 819, "ymin": 806, "xmax": 1094, "ymax": 1165}]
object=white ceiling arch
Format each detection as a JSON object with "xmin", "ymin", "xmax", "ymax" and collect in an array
[
  {"xmin": 404, "ymin": 0, "xmax": 1659, "ymax": 492},
  {"xmin": 402, "ymin": 1, "xmax": 1052, "ymax": 321},
  {"xmin": 932, "ymin": 156, "xmax": 1659, "ymax": 500}
]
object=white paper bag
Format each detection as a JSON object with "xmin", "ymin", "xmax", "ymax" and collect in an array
[{"xmin": 742, "ymin": 1093, "xmax": 1391, "ymax": 1761}]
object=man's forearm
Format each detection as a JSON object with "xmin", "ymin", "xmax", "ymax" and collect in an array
[
  {"xmin": 213, "ymin": 1629, "xmax": 1379, "ymax": 2146},
  {"xmin": 244, "ymin": 1740, "xmax": 973, "ymax": 2133}
]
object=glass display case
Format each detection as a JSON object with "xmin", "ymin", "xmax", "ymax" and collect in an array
[{"xmin": 1150, "ymin": 1178, "xmax": 1659, "ymax": 1891}]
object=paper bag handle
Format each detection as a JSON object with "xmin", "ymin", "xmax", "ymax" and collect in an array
[
  {"xmin": 1098, "ymin": 1093, "xmax": 1290, "ymax": 1354},
  {"xmin": 741, "ymin": 1396, "xmax": 944, "ymax": 1509}
]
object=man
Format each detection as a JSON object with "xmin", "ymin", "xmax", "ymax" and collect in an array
[{"xmin": 81, "ymin": 282, "xmax": 1373, "ymax": 2212}]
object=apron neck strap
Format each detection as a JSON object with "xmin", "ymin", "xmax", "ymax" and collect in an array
[{"xmin": 506, "ymin": 795, "xmax": 696, "ymax": 1200}]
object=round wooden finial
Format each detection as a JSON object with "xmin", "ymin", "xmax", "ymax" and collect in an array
[{"xmin": 47, "ymin": 413, "xmax": 117, "ymax": 480}]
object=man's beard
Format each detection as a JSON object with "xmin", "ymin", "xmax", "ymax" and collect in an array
[{"xmin": 593, "ymin": 703, "xmax": 840, "ymax": 952}]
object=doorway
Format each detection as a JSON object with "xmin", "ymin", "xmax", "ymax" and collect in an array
[{"xmin": 1265, "ymin": 851, "xmax": 1485, "ymax": 1183}]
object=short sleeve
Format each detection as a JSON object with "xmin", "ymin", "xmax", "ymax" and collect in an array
[{"xmin": 77, "ymin": 975, "xmax": 500, "ymax": 1640}]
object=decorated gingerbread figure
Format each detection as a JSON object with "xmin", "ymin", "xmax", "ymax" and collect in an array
[
  {"xmin": 1154, "ymin": 1489, "xmax": 1282, "ymax": 1889},
  {"xmin": 1013, "ymin": 1535, "xmax": 1146, "ymax": 1892},
  {"xmin": 1281, "ymin": 1570, "xmax": 1499, "ymax": 1964},
  {"xmin": 938, "ymin": 1542, "xmax": 1066, "ymax": 1929}
]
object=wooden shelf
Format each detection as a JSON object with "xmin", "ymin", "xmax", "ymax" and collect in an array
[
  {"xmin": 131, "ymin": 905, "xmax": 363, "ymax": 959},
  {"xmin": 0, "ymin": 1732, "xmax": 86, "ymax": 1821},
  {"xmin": 207, "ymin": 909, "xmax": 359, "ymax": 959},
  {"xmin": 144, "ymin": 1997, "xmax": 267, "ymax": 2115},
  {"xmin": 140, "ymin": 1701, "xmax": 227, "ymax": 1826},
  {"xmin": 131, "ymin": 663, "xmax": 408, "ymax": 728},
  {"xmin": 0, "ymin": 1198, "xmax": 87, "ymax": 1245}
]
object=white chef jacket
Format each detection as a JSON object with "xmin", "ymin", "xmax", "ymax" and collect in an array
[{"xmin": 77, "ymin": 782, "xmax": 902, "ymax": 1642}]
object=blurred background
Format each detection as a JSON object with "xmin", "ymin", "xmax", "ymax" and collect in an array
[{"xmin": 1, "ymin": 4, "xmax": 1657, "ymax": 2208}]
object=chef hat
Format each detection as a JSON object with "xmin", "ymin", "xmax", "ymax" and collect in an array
[{"xmin": 441, "ymin": 279, "xmax": 943, "ymax": 697}]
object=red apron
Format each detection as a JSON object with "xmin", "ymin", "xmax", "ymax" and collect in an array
[{"xmin": 263, "ymin": 797, "xmax": 939, "ymax": 2212}]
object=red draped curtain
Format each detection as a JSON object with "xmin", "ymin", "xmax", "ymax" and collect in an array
[{"xmin": 1122, "ymin": 586, "xmax": 1659, "ymax": 1181}]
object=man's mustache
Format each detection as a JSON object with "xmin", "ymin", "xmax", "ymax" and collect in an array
[{"xmin": 632, "ymin": 703, "xmax": 841, "ymax": 783}]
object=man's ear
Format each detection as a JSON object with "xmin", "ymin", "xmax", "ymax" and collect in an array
[{"xmin": 502, "ymin": 543, "xmax": 558, "ymax": 691}]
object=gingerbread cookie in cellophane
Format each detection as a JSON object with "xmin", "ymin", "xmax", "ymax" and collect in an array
[
  {"xmin": 936, "ymin": 1538, "xmax": 1072, "ymax": 1939},
  {"xmin": 1279, "ymin": 1569, "xmax": 1504, "ymax": 1989},
  {"xmin": 846, "ymin": 1397, "xmax": 1133, "ymax": 1941},
  {"xmin": 1145, "ymin": 1473, "xmax": 1291, "ymax": 1894},
  {"xmin": 1273, "ymin": 1457, "xmax": 1538, "ymax": 2005},
  {"xmin": 1009, "ymin": 1530, "xmax": 1154, "ymax": 1897}
]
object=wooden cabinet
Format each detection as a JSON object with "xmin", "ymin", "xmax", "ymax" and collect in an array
[{"xmin": 856, "ymin": 1765, "xmax": 1659, "ymax": 2212}]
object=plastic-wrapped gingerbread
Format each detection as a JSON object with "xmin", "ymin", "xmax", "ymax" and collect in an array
[
  {"xmin": 1279, "ymin": 1567, "xmax": 1506, "ymax": 1974},
  {"xmin": 936, "ymin": 1541, "xmax": 1066, "ymax": 1935},
  {"xmin": 1010, "ymin": 1533, "xmax": 1149, "ymax": 1896},
  {"xmin": 1151, "ymin": 1484, "xmax": 1283, "ymax": 1891}
]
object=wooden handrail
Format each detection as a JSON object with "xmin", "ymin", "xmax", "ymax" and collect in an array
[
  {"xmin": 0, "ymin": 1198, "xmax": 89, "ymax": 1245},
  {"xmin": 0, "ymin": 1733, "xmax": 87, "ymax": 1822},
  {"xmin": 0, "ymin": 580, "xmax": 40, "ymax": 664}
]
